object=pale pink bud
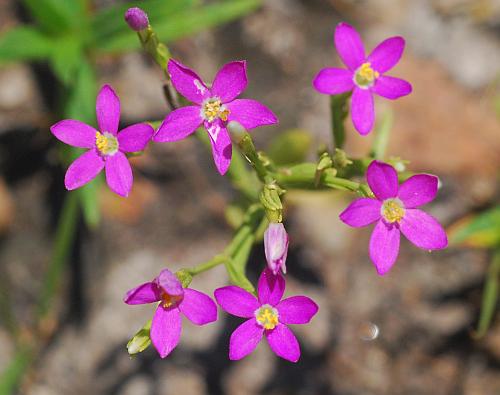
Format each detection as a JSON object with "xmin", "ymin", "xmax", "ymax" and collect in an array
[{"xmin": 264, "ymin": 223, "xmax": 289, "ymax": 275}]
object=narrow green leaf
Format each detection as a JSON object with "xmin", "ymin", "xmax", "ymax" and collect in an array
[
  {"xmin": 449, "ymin": 206, "xmax": 500, "ymax": 248},
  {"xmin": 225, "ymin": 234, "xmax": 255, "ymax": 292},
  {"xmin": 330, "ymin": 92, "xmax": 350, "ymax": 150},
  {"xmin": 97, "ymin": 0, "xmax": 262, "ymax": 54},
  {"xmin": 78, "ymin": 177, "xmax": 101, "ymax": 229},
  {"xmin": 49, "ymin": 35, "xmax": 83, "ymax": 85},
  {"xmin": 0, "ymin": 346, "xmax": 33, "ymax": 395},
  {"xmin": 474, "ymin": 250, "xmax": 500, "ymax": 338},
  {"xmin": 21, "ymin": 0, "xmax": 86, "ymax": 33},
  {"xmin": 0, "ymin": 26, "xmax": 52, "ymax": 64},
  {"xmin": 371, "ymin": 109, "xmax": 393, "ymax": 160},
  {"xmin": 268, "ymin": 129, "xmax": 312, "ymax": 166}
]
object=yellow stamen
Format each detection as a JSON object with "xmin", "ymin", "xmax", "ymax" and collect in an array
[
  {"xmin": 355, "ymin": 62, "xmax": 379, "ymax": 87},
  {"xmin": 255, "ymin": 304, "xmax": 279, "ymax": 330},
  {"xmin": 161, "ymin": 292, "xmax": 182, "ymax": 308},
  {"xmin": 202, "ymin": 99, "xmax": 230, "ymax": 122},
  {"xmin": 95, "ymin": 132, "xmax": 118, "ymax": 155},
  {"xmin": 381, "ymin": 198, "xmax": 405, "ymax": 223}
]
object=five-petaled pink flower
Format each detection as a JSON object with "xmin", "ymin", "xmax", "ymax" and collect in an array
[
  {"xmin": 339, "ymin": 160, "xmax": 448, "ymax": 275},
  {"xmin": 313, "ymin": 22, "xmax": 412, "ymax": 135},
  {"xmin": 264, "ymin": 222, "xmax": 289, "ymax": 275},
  {"xmin": 50, "ymin": 85, "xmax": 153, "ymax": 197},
  {"xmin": 153, "ymin": 59, "xmax": 278, "ymax": 175},
  {"xmin": 214, "ymin": 269, "xmax": 318, "ymax": 362},
  {"xmin": 124, "ymin": 268, "xmax": 217, "ymax": 358}
]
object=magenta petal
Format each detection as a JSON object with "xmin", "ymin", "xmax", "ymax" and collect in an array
[
  {"xmin": 168, "ymin": 59, "xmax": 209, "ymax": 105},
  {"xmin": 339, "ymin": 198, "xmax": 382, "ymax": 227},
  {"xmin": 400, "ymin": 209, "xmax": 448, "ymax": 250},
  {"xmin": 64, "ymin": 149, "xmax": 104, "ymax": 191},
  {"xmin": 96, "ymin": 84, "xmax": 120, "ymax": 135},
  {"xmin": 211, "ymin": 61, "xmax": 248, "ymax": 103},
  {"xmin": 372, "ymin": 76, "xmax": 412, "ymax": 100},
  {"xmin": 105, "ymin": 151, "xmax": 132, "ymax": 197},
  {"xmin": 312, "ymin": 67, "xmax": 355, "ymax": 95},
  {"xmin": 117, "ymin": 123, "xmax": 153, "ymax": 152},
  {"xmin": 155, "ymin": 268, "xmax": 183, "ymax": 296},
  {"xmin": 50, "ymin": 120, "xmax": 97, "ymax": 148},
  {"xmin": 154, "ymin": 106, "xmax": 202, "ymax": 142},
  {"xmin": 225, "ymin": 99, "xmax": 278, "ymax": 130},
  {"xmin": 214, "ymin": 286, "xmax": 260, "ymax": 318},
  {"xmin": 334, "ymin": 22, "xmax": 365, "ymax": 70},
  {"xmin": 265, "ymin": 323, "xmax": 300, "ymax": 363},
  {"xmin": 179, "ymin": 288, "xmax": 217, "ymax": 325},
  {"xmin": 229, "ymin": 319, "xmax": 264, "ymax": 360},
  {"xmin": 351, "ymin": 87, "xmax": 374, "ymax": 135},
  {"xmin": 123, "ymin": 282, "xmax": 159, "ymax": 305},
  {"xmin": 367, "ymin": 36, "xmax": 405, "ymax": 73},
  {"xmin": 369, "ymin": 220, "xmax": 400, "ymax": 275},
  {"xmin": 366, "ymin": 160, "xmax": 399, "ymax": 201},
  {"xmin": 206, "ymin": 120, "xmax": 232, "ymax": 175},
  {"xmin": 277, "ymin": 296, "xmax": 318, "ymax": 325},
  {"xmin": 257, "ymin": 269, "xmax": 285, "ymax": 306},
  {"xmin": 150, "ymin": 306, "xmax": 182, "ymax": 358},
  {"xmin": 398, "ymin": 174, "xmax": 438, "ymax": 208}
]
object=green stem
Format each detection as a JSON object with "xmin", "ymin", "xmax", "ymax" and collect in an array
[
  {"xmin": 237, "ymin": 133, "xmax": 272, "ymax": 184},
  {"xmin": 188, "ymin": 254, "xmax": 228, "ymax": 276},
  {"xmin": 330, "ymin": 93, "xmax": 350, "ymax": 150}
]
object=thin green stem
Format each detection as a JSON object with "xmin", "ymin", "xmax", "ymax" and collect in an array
[{"xmin": 188, "ymin": 254, "xmax": 228, "ymax": 276}]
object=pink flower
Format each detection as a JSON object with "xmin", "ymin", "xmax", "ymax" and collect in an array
[
  {"xmin": 50, "ymin": 85, "xmax": 153, "ymax": 197},
  {"xmin": 313, "ymin": 22, "xmax": 412, "ymax": 135},
  {"xmin": 339, "ymin": 161, "xmax": 448, "ymax": 275},
  {"xmin": 124, "ymin": 269, "xmax": 217, "ymax": 358},
  {"xmin": 124, "ymin": 7, "xmax": 149, "ymax": 31},
  {"xmin": 264, "ymin": 223, "xmax": 289, "ymax": 275},
  {"xmin": 153, "ymin": 59, "xmax": 278, "ymax": 175},
  {"xmin": 214, "ymin": 269, "xmax": 318, "ymax": 362}
]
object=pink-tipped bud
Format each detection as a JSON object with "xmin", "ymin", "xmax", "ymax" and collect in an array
[
  {"xmin": 264, "ymin": 223, "xmax": 289, "ymax": 275},
  {"xmin": 124, "ymin": 7, "xmax": 149, "ymax": 31}
]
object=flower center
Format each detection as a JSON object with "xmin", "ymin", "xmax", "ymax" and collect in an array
[
  {"xmin": 95, "ymin": 132, "xmax": 119, "ymax": 156},
  {"xmin": 354, "ymin": 62, "xmax": 379, "ymax": 88},
  {"xmin": 381, "ymin": 198, "xmax": 405, "ymax": 223},
  {"xmin": 255, "ymin": 304, "xmax": 279, "ymax": 330},
  {"xmin": 202, "ymin": 98, "xmax": 230, "ymax": 122},
  {"xmin": 160, "ymin": 292, "xmax": 183, "ymax": 308}
]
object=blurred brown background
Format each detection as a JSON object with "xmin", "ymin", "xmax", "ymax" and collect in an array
[{"xmin": 0, "ymin": 0, "xmax": 499, "ymax": 394}]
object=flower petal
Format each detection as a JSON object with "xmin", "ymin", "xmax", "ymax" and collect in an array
[
  {"xmin": 339, "ymin": 198, "xmax": 382, "ymax": 227},
  {"xmin": 225, "ymin": 99, "xmax": 278, "ymax": 130},
  {"xmin": 257, "ymin": 269, "xmax": 285, "ymax": 306},
  {"xmin": 265, "ymin": 323, "xmax": 300, "ymax": 362},
  {"xmin": 398, "ymin": 174, "xmax": 438, "ymax": 208},
  {"xmin": 366, "ymin": 160, "xmax": 399, "ymax": 201},
  {"xmin": 264, "ymin": 223, "xmax": 289, "ymax": 275},
  {"xmin": 150, "ymin": 306, "xmax": 182, "ymax": 358},
  {"xmin": 334, "ymin": 22, "xmax": 365, "ymax": 70},
  {"xmin": 153, "ymin": 106, "xmax": 202, "ymax": 142},
  {"xmin": 96, "ymin": 84, "xmax": 120, "ymax": 135},
  {"xmin": 206, "ymin": 120, "xmax": 232, "ymax": 175},
  {"xmin": 367, "ymin": 36, "xmax": 405, "ymax": 73},
  {"xmin": 168, "ymin": 59, "xmax": 209, "ymax": 105},
  {"xmin": 399, "ymin": 209, "xmax": 448, "ymax": 250},
  {"xmin": 179, "ymin": 288, "xmax": 217, "ymax": 325},
  {"xmin": 312, "ymin": 67, "xmax": 355, "ymax": 95},
  {"xmin": 351, "ymin": 87, "xmax": 374, "ymax": 135},
  {"xmin": 277, "ymin": 296, "xmax": 318, "ymax": 325},
  {"xmin": 123, "ymin": 282, "xmax": 159, "ymax": 305},
  {"xmin": 155, "ymin": 268, "xmax": 183, "ymax": 296},
  {"xmin": 372, "ymin": 76, "xmax": 412, "ymax": 100},
  {"xmin": 117, "ymin": 123, "xmax": 153, "ymax": 152},
  {"xmin": 229, "ymin": 319, "xmax": 264, "ymax": 360},
  {"xmin": 64, "ymin": 149, "xmax": 104, "ymax": 191},
  {"xmin": 211, "ymin": 61, "xmax": 248, "ymax": 103},
  {"xmin": 369, "ymin": 220, "xmax": 400, "ymax": 275},
  {"xmin": 105, "ymin": 151, "xmax": 132, "ymax": 197},
  {"xmin": 50, "ymin": 120, "xmax": 97, "ymax": 148},
  {"xmin": 214, "ymin": 286, "xmax": 260, "ymax": 318}
]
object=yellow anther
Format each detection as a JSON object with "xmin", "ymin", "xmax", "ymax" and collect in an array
[
  {"xmin": 202, "ymin": 99, "xmax": 230, "ymax": 122},
  {"xmin": 381, "ymin": 198, "xmax": 405, "ymax": 223},
  {"xmin": 161, "ymin": 292, "xmax": 182, "ymax": 308},
  {"xmin": 355, "ymin": 62, "xmax": 379, "ymax": 87},
  {"xmin": 95, "ymin": 131, "xmax": 118, "ymax": 155},
  {"xmin": 255, "ymin": 305, "xmax": 279, "ymax": 330}
]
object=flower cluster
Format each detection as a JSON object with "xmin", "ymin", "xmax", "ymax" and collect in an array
[{"xmin": 49, "ymin": 11, "xmax": 449, "ymax": 363}]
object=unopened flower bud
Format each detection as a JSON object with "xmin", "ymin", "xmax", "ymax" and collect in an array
[
  {"xmin": 127, "ymin": 320, "xmax": 152, "ymax": 356},
  {"xmin": 264, "ymin": 222, "xmax": 289, "ymax": 275},
  {"xmin": 125, "ymin": 7, "xmax": 149, "ymax": 31}
]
